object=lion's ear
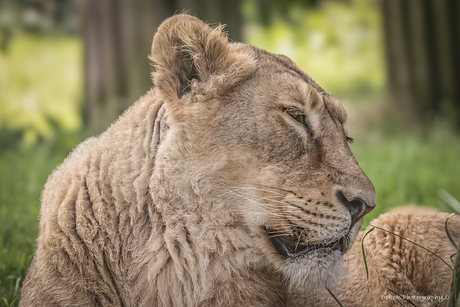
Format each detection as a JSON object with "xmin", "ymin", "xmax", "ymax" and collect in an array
[{"xmin": 150, "ymin": 14, "xmax": 253, "ymax": 99}]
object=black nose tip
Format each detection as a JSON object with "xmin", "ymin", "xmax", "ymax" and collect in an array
[{"xmin": 337, "ymin": 191, "xmax": 373, "ymax": 228}]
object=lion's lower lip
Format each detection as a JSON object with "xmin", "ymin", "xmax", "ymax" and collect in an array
[{"xmin": 267, "ymin": 230, "xmax": 347, "ymax": 258}]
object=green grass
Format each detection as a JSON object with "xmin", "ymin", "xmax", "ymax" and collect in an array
[
  {"xmin": 0, "ymin": 140, "xmax": 81, "ymax": 306},
  {"xmin": 352, "ymin": 127, "xmax": 460, "ymax": 223},
  {"xmin": 0, "ymin": 33, "xmax": 82, "ymax": 147},
  {"xmin": 0, "ymin": 30, "xmax": 83, "ymax": 306}
]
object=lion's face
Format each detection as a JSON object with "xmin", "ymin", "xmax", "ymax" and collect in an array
[{"xmin": 151, "ymin": 15, "xmax": 375, "ymax": 289}]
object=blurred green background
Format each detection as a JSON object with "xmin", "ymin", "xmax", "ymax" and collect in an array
[{"xmin": 0, "ymin": 0, "xmax": 459, "ymax": 305}]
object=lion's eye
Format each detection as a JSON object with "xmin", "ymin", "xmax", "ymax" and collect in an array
[
  {"xmin": 295, "ymin": 115, "xmax": 313, "ymax": 136},
  {"xmin": 293, "ymin": 114, "xmax": 306, "ymax": 125},
  {"xmin": 286, "ymin": 109, "xmax": 312, "ymax": 135}
]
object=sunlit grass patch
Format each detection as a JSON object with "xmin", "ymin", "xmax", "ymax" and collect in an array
[
  {"xmin": 0, "ymin": 139, "xmax": 81, "ymax": 306},
  {"xmin": 0, "ymin": 33, "xmax": 82, "ymax": 147},
  {"xmin": 351, "ymin": 128, "xmax": 460, "ymax": 223}
]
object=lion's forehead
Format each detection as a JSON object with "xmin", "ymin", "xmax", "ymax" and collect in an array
[{"xmin": 236, "ymin": 44, "xmax": 347, "ymax": 126}]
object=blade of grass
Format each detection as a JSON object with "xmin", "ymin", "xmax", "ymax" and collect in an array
[
  {"xmin": 370, "ymin": 225, "xmax": 453, "ymax": 271},
  {"xmin": 448, "ymin": 248, "xmax": 459, "ymax": 307},
  {"xmin": 385, "ymin": 288, "xmax": 406, "ymax": 307},
  {"xmin": 326, "ymin": 287, "xmax": 344, "ymax": 307},
  {"xmin": 361, "ymin": 227, "xmax": 375, "ymax": 282},
  {"xmin": 443, "ymin": 193, "xmax": 460, "ymax": 307},
  {"xmin": 448, "ymin": 264, "xmax": 457, "ymax": 307},
  {"xmin": 439, "ymin": 190, "xmax": 460, "ymax": 213},
  {"xmin": 446, "ymin": 197, "xmax": 460, "ymax": 307},
  {"xmin": 434, "ymin": 288, "xmax": 451, "ymax": 307},
  {"xmin": 450, "ymin": 253, "xmax": 456, "ymax": 266},
  {"xmin": 445, "ymin": 213, "xmax": 458, "ymax": 249},
  {"xmin": 455, "ymin": 269, "xmax": 457, "ymax": 307}
]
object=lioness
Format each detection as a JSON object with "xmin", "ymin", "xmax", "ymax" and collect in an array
[{"xmin": 20, "ymin": 14, "xmax": 376, "ymax": 306}]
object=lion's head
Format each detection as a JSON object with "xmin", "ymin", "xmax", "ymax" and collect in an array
[{"xmin": 150, "ymin": 15, "xmax": 375, "ymax": 290}]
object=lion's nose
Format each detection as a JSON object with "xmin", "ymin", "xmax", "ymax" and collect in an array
[{"xmin": 337, "ymin": 191, "xmax": 375, "ymax": 228}]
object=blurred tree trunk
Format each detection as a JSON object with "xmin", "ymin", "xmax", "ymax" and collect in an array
[
  {"xmin": 382, "ymin": 0, "xmax": 460, "ymax": 126},
  {"xmin": 75, "ymin": 0, "xmax": 241, "ymax": 130}
]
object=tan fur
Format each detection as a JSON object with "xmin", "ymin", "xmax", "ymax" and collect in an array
[
  {"xmin": 390, "ymin": 204, "xmax": 439, "ymax": 215},
  {"xmin": 20, "ymin": 14, "xmax": 379, "ymax": 306},
  {"xmin": 293, "ymin": 212, "xmax": 459, "ymax": 307}
]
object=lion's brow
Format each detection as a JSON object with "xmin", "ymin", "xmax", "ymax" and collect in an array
[
  {"xmin": 272, "ymin": 54, "xmax": 327, "ymax": 96},
  {"xmin": 285, "ymin": 64, "xmax": 348, "ymax": 124},
  {"xmin": 254, "ymin": 47, "xmax": 327, "ymax": 95},
  {"xmin": 324, "ymin": 95, "xmax": 348, "ymax": 124},
  {"xmin": 255, "ymin": 46, "xmax": 347, "ymax": 121}
]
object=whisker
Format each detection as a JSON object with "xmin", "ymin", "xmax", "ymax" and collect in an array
[
  {"xmin": 267, "ymin": 233, "xmax": 294, "ymax": 238},
  {"xmin": 295, "ymin": 229, "xmax": 306, "ymax": 251},
  {"xmin": 247, "ymin": 183, "xmax": 297, "ymax": 196},
  {"xmin": 216, "ymin": 180, "xmax": 293, "ymax": 196},
  {"xmin": 223, "ymin": 186, "xmax": 287, "ymax": 197},
  {"xmin": 287, "ymin": 225, "xmax": 299, "ymax": 236},
  {"xmin": 231, "ymin": 192, "xmax": 289, "ymax": 218},
  {"xmin": 215, "ymin": 191, "xmax": 235, "ymax": 208},
  {"xmin": 225, "ymin": 191, "xmax": 288, "ymax": 211},
  {"xmin": 232, "ymin": 191, "xmax": 292, "ymax": 206},
  {"xmin": 266, "ymin": 225, "xmax": 301, "ymax": 235}
]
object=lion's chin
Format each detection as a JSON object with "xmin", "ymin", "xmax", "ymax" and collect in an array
[
  {"xmin": 283, "ymin": 248, "xmax": 344, "ymax": 289},
  {"xmin": 265, "ymin": 220, "xmax": 362, "ymax": 289}
]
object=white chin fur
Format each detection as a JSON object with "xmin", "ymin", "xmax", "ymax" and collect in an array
[{"xmin": 283, "ymin": 249, "xmax": 344, "ymax": 290}]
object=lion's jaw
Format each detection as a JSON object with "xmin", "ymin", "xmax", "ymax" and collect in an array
[{"xmin": 266, "ymin": 217, "xmax": 364, "ymax": 290}]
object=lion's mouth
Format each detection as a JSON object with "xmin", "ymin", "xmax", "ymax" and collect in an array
[{"xmin": 266, "ymin": 228, "xmax": 349, "ymax": 258}]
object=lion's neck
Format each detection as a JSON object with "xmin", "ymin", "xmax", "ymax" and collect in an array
[{"xmin": 126, "ymin": 175, "xmax": 285, "ymax": 305}]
